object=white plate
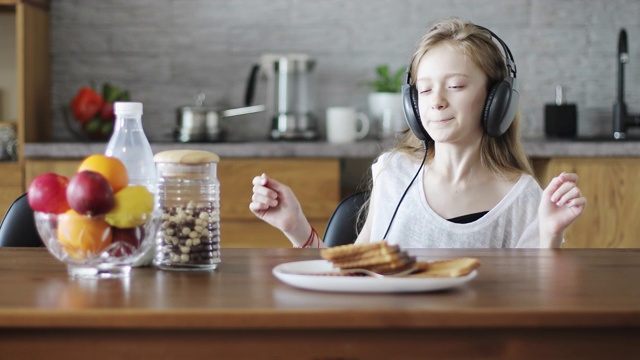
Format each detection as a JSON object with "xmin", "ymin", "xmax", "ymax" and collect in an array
[{"xmin": 272, "ymin": 260, "xmax": 477, "ymax": 293}]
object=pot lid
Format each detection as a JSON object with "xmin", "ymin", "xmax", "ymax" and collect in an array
[{"xmin": 177, "ymin": 93, "xmax": 219, "ymax": 112}]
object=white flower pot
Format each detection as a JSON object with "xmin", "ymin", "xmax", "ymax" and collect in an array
[{"xmin": 367, "ymin": 92, "xmax": 408, "ymax": 138}]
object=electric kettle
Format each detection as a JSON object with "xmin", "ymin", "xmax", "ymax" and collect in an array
[{"xmin": 245, "ymin": 53, "xmax": 318, "ymax": 140}]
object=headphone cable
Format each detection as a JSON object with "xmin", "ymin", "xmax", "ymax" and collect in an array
[{"xmin": 382, "ymin": 141, "xmax": 428, "ymax": 240}]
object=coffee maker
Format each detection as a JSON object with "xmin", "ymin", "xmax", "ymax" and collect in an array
[{"xmin": 245, "ymin": 53, "xmax": 318, "ymax": 140}]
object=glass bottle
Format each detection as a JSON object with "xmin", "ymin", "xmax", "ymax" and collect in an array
[
  {"xmin": 105, "ymin": 101, "xmax": 157, "ymax": 266},
  {"xmin": 153, "ymin": 150, "xmax": 221, "ymax": 271}
]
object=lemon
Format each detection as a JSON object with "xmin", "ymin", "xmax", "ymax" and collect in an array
[{"xmin": 105, "ymin": 185, "xmax": 154, "ymax": 228}]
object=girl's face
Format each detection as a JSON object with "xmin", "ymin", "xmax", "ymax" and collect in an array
[{"xmin": 415, "ymin": 43, "xmax": 488, "ymax": 144}]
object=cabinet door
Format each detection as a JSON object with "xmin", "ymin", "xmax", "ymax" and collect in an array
[
  {"xmin": 0, "ymin": 163, "xmax": 24, "ymax": 220},
  {"xmin": 17, "ymin": 1, "xmax": 52, "ymax": 146},
  {"xmin": 25, "ymin": 158, "xmax": 340, "ymax": 248},
  {"xmin": 536, "ymin": 157, "xmax": 640, "ymax": 248},
  {"xmin": 219, "ymin": 158, "xmax": 340, "ymax": 248},
  {"xmin": 0, "ymin": 2, "xmax": 50, "ymax": 219}
]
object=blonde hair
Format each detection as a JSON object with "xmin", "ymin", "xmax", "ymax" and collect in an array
[{"xmin": 397, "ymin": 17, "xmax": 533, "ymax": 177}]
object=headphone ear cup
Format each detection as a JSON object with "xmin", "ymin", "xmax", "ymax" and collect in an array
[
  {"xmin": 402, "ymin": 84, "xmax": 430, "ymax": 141},
  {"xmin": 482, "ymin": 78, "xmax": 519, "ymax": 137}
]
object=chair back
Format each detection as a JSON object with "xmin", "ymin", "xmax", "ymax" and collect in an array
[
  {"xmin": 0, "ymin": 193, "xmax": 43, "ymax": 247},
  {"xmin": 323, "ymin": 191, "xmax": 369, "ymax": 247}
]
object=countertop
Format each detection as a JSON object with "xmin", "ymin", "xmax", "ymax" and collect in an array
[{"xmin": 22, "ymin": 137, "xmax": 640, "ymax": 159}]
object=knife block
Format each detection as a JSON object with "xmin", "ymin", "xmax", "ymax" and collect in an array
[{"xmin": 545, "ymin": 104, "xmax": 577, "ymax": 138}]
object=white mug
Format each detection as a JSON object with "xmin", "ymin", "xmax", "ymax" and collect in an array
[{"xmin": 326, "ymin": 107, "xmax": 371, "ymax": 144}]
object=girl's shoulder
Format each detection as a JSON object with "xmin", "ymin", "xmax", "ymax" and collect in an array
[
  {"xmin": 374, "ymin": 150, "xmax": 422, "ymax": 170},
  {"xmin": 371, "ymin": 150, "xmax": 427, "ymax": 189},
  {"xmin": 372, "ymin": 151, "xmax": 414, "ymax": 179}
]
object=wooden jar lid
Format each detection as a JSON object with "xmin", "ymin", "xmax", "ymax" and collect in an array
[{"xmin": 153, "ymin": 150, "xmax": 219, "ymax": 164}]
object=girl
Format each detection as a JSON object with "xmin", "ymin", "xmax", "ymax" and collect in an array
[{"xmin": 249, "ymin": 18, "xmax": 586, "ymax": 249}]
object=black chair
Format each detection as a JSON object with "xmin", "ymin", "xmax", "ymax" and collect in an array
[
  {"xmin": 0, "ymin": 193, "xmax": 43, "ymax": 247},
  {"xmin": 323, "ymin": 191, "xmax": 369, "ymax": 247}
]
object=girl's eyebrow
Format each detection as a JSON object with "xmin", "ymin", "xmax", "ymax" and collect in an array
[{"xmin": 417, "ymin": 73, "xmax": 470, "ymax": 82}]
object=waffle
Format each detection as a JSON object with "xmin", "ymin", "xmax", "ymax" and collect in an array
[
  {"xmin": 321, "ymin": 241, "xmax": 396, "ymax": 261},
  {"xmin": 320, "ymin": 241, "xmax": 416, "ymax": 275},
  {"xmin": 412, "ymin": 257, "xmax": 480, "ymax": 277}
]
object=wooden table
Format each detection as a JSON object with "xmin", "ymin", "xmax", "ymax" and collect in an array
[{"xmin": 1, "ymin": 248, "xmax": 639, "ymax": 360}]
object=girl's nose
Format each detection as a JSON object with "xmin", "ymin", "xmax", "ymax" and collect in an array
[
  {"xmin": 429, "ymin": 89, "xmax": 447, "ymax": 110},
  {"xmin": 430, "ymin": 93, "xmax": 447, "ymax": 110}
]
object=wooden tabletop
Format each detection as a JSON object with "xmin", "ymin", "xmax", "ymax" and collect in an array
[{"xmin": 2, "ymin": 247, "xmax": 640, "ymax": 359}]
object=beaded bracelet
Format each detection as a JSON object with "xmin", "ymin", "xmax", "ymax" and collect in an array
[{"xmin": 295, "ymin": 226, "xmax": 319, "ymax": 248}]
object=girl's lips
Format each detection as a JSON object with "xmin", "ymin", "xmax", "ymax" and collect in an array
[
  {"xmin": 430, "ymin": 117, "xmax": 453, "ymax": 123},
  {"xmin": 428, "ymin": 118, "xmax": 453, "ymax": 130}
]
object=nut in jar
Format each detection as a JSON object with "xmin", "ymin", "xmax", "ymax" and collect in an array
[{"xmin": 153, "ymin": 150, "xmax": 221, "ymax": 270}]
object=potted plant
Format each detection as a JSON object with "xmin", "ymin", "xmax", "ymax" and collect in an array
[
  {"xmin": 366, "ymin": 64, "xmax": 405, "ymax": 93},
  {"xmin": 365, "ymin": 65, "xmax": 407, "ymax": 138}
]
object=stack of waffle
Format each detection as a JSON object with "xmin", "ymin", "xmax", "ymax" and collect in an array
[
  {"xmin": 320, "ymin": 241, "xmax": 416, "ymax": 275},
  {"xmin": 320, "ymin": 241, "xmax": 481, "ymax": 277}
]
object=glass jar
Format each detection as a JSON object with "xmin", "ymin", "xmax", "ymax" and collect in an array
[
  {"xmin": 0, "ymin": 122, "xmax": 17, "ymax": 161},
  {"xmin": 153, "ymin": 150, "xmax": 220, "ymax": 270}
]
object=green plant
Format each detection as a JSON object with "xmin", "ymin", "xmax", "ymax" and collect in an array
[{"xmin": 366, "ymin": 64, "xmax": 406, "ymax": 93}]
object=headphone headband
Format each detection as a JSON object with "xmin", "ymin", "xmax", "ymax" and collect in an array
[{"xmin": 475, "ymin": 25, "xmax": 517, "ymax": 79}]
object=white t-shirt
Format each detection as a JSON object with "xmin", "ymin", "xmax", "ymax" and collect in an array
[{"xmin": 368, "ymin": 151, "xmax": 542, "ymax": 248}]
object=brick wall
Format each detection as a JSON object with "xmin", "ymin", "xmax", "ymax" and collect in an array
[{"xmin": 51, "ymin": 0, "xmax": 640, "ymax": 142}]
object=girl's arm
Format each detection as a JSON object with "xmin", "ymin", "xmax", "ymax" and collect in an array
[{"xmin": 250, "ymin": 173, "xmax": 324, "ymax": 248}]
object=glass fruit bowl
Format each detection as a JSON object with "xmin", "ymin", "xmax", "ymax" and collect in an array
[{"xmin": 34, "ymin": 209, "xmax": 161, "ymax": 278}]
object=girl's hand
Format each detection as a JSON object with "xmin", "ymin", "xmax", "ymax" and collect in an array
[
  {"xmin": 539, "ymin": 172, "xmax": 587, "ymax": 247},
  {"xmin": 249, "ymin": 173, "xmax": 311, "ymax": 245}
]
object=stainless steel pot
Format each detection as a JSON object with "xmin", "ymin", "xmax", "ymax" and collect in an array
[{"xmin": 175, "ymin": 94, "xmax": 265, "ymax": 142}]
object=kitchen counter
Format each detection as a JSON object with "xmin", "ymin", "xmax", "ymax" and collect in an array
[
  {"xmin": 22, "ymin": 137, "xmax": 640, "ymax": 159},
  {"xmin": 22, "ymin": 140, "xmax": 394, "ymax": 159}
]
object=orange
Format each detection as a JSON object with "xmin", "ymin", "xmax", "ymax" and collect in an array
[
  {"xmin": 57, "ymin": 209, "xmax": 113, "ymax": 260},
  {"xmin": 78, "ymin": 154, "xmax": 128, "ymax": 193}
]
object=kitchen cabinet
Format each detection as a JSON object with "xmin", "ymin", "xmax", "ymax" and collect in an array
[
  {"xmin": 0, "ymin": 0, "xmax": 50, "ymax": 219},
  {"xmin": 25, "ymin": 158, "xmax": 340, "ymax": 248},
  {"xmin": 534, "ymin": 157, "xmax": 640, "ymax": 248}
]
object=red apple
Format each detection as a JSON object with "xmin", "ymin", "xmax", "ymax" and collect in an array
[
  {"xmin": 111, "ymin": 227, "xmax": 144, "ymax": 256},
  {"xmin": 27, "ymin": 173, "xmax": 71, "ymax": 214},
  {"xmin": 66, "ymin": 171, "xmax": 115, "ymax": 216}
]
